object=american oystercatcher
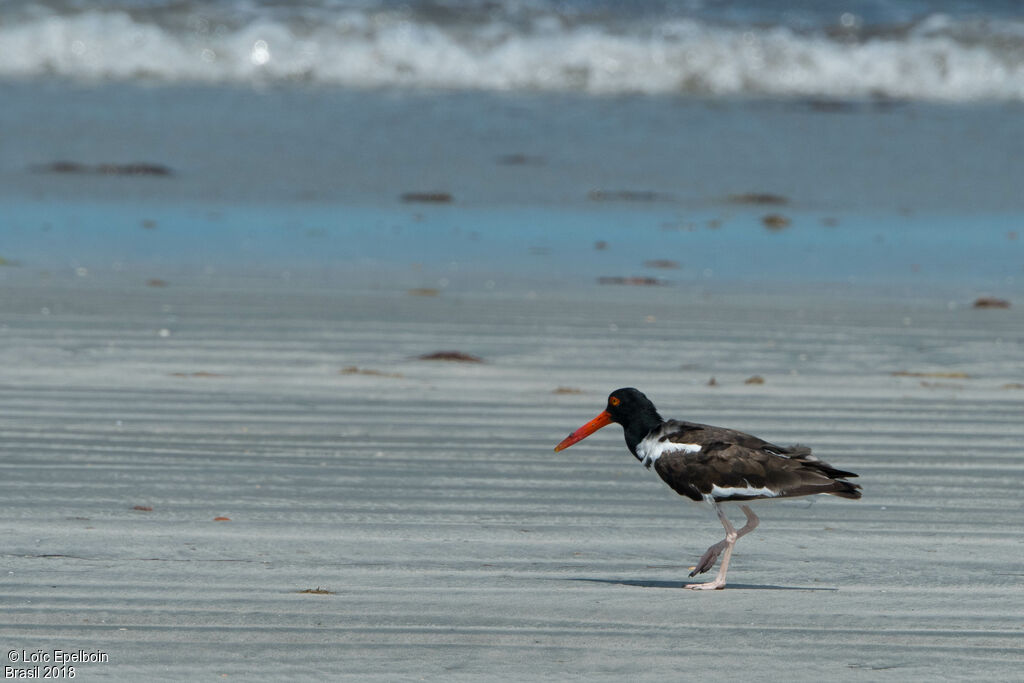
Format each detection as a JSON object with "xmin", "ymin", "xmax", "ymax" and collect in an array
[{"xmin": 554, "ymin": 388, "xmax": 861, "ymax": 590}]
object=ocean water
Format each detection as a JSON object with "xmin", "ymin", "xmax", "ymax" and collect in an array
[
  {"xmin": 1, "ymin": 1, "xmax": 1022, "ymax": 297},
  {"xmin": 4, "ymin": 198, "xmax": 1022, "ymax": 299},
  {"xmin": 2, "ymin": 0, "xmax": 1024, "ymax": 100}
]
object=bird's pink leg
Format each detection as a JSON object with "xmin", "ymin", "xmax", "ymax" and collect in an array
[
  {"xmin": 687, "ymin": 504, "xmax": 759, "ymax": 590},
  {"xmin": 737, "ymin": 504, "xmax": 760, "ymax": 537}
]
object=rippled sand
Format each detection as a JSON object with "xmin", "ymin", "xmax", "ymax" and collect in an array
[{"xmin": 2, "ymin": 278, "xmax": 1021, "ymax": 679}]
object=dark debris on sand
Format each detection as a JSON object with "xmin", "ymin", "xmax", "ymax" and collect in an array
[
  {"xmin": 973, "ymin": 297, "xmax": 1011, "ymax": 309},
  {"xmin": 496, "ymin": 153, "xmax": 545, "ymax": 166},
  {"xmin": 762, "ymin": 213, "xmax": 792, "ymax": 230},
  {"xmin": 33, "ymin": 161, "xmax": 174, "ymax": 176},
  {"xmin": 418, "ymin": 351, "xmax": 483, "ymax": 363},
  {"xmin": 400, "ymin": 192, "xmax": 453, "ymax": 203},
  {"xmin": 728, "ymin": 193, "xmax": 789, "ymax": 205}
]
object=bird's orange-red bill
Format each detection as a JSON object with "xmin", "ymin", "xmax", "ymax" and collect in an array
[{"xmin": 554, "ymin": 410, "xmax": 614, "ymax": 452}]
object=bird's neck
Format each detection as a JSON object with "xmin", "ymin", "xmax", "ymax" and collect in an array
[{"xmin": 623, "ymin": 411, "xmax": 663, "ymax": 457}]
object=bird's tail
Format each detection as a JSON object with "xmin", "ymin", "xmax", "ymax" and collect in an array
[
  {"xmin": 786, "ymin": 445, "xmax": 860, "ymax": 480},
  {"xmin": 827, "ymin": 479, "xmax": 863, "ymax": 500}
]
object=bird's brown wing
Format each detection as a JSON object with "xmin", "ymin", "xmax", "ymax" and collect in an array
[{"xmin": 653, "ymin": 439, "xmax": 861, "ymax": 502}]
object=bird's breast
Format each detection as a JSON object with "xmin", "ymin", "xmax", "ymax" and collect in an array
[{"xmin": 635, "ymin": 436, "xmax": 702, "ymax": 469}]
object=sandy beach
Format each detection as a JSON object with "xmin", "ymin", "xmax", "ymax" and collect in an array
[{"xmin": 1, "ymin": 275, "xmax": 1021, "ymax": 680}]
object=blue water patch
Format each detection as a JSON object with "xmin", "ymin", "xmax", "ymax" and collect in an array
[{"xmin": 2, "ymin": 199, "xmax": 1020, "ymax": 295}]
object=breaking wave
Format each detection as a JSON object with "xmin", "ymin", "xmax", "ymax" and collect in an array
[{"xmin": 2, "ymin": 6, "xmax": 1023, "ymax": 100}]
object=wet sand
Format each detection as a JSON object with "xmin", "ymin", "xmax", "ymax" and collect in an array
[{"xmin": 1, "ymin": 276, "xmax": 1021, "ymax": 680}]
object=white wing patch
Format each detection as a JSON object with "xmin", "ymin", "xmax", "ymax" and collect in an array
[
  {"xmin": 637, "ymin": 438, "xmax": 701, "ymax": 469},
  {"xmin": 708, "ymin": 483, "xmax": 779, "ymax": 500}
]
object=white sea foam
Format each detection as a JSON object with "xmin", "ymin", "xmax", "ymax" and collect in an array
[{"xmin": 1, "ymin": 9, "xmax": 1023, "ymax": 100}]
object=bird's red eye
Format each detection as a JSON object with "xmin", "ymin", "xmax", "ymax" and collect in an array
[{"xmin": 609, "ymin": 396, "xmax": 621, "ymax": 407}]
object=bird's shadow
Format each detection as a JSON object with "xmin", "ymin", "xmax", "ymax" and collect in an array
[{"xmin": 568, "ymin": 577, "xmax": 837, "ymax": 591}]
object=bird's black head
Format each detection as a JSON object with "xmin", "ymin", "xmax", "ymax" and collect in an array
[
  {"xmin": 554, "ymin": 387, "xmax": 663, "ymax": 454},
  {"xmin": 603, "ymin": 388, "xmax": 661, "ymax": 427}
]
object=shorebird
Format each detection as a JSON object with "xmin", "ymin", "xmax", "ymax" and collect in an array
[{"xmin": 554, "ymin": 388, "xmax": 861, "ymax": 589}]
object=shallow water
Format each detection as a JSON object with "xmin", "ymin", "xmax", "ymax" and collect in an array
[{"xmin": 2, "ymin": 84, "xmax": 1022, "ymax": 298}]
